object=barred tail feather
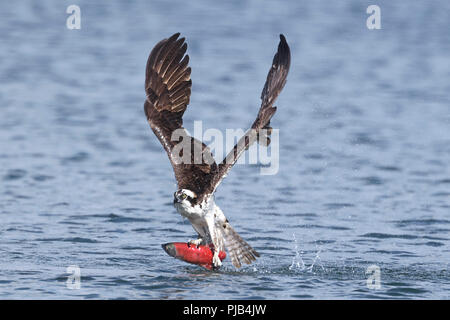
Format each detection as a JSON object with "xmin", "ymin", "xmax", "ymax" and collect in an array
[{"xmin": 222, "ymin": 223, "xmax": 259, "ymax": 268}]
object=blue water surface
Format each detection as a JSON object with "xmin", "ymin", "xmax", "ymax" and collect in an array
[{"xmin": 0, "ymin": 0, "xmax": 449, "ymax": 299}]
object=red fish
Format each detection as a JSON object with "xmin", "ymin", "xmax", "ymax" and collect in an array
[{"xmin": 162, "ymin": 242, "xmax": 226, "ymax": 270}]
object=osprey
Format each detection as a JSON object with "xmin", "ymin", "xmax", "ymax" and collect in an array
[{"xmin": 144, "ymin": 33, "xmax": 290, "ymax": 268}]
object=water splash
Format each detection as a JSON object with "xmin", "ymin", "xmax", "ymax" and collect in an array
[
  {"xmin": 289, "ymin": 233, "xmax": 306, "ymax": 270},
  {"xmin": 289, "ymin": 234, "xmax": 325, "ymax": 273},
  {"xmin": 307, "ymin": 244, "xmax": 325, "ymax": 272}
]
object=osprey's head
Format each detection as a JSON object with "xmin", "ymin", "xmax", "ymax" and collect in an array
[{"xmin": 173, "ymin": 189, "xmax": 197, "ymax": 206}]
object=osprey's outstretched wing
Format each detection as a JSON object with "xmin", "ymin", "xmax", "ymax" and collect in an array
[
  {"xmin": 209, "ymin": 34, "xmax": 291, "ymax": 192},
  {"xmin": 144, "ymin": 33, "xmax": 218, "ymax": 202}
]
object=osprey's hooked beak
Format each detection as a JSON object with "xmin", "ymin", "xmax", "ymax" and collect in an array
[
  {"xmin": 173, "ymin": 192, "xmax": 180, "ymax": 204},
  {"xmin": 173, "ymin": 194, "xmax": 182, "ymax": 204}
]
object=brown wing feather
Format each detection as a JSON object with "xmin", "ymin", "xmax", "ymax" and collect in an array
[
  {"xmin": 144, "ymin": 33, "xmax": 218, "ymax": 202},
  {"xmin": 209, "ymin": 34, "xmax": 291, "ymax": 192}
]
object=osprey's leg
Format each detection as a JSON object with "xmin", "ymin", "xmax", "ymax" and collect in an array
[
  {"xmin": 188, "ymin": 238, "xmax": 203, "ymax": 247},
  {"xmin": 188, "ymin": 219, "xmax": 206, "ymax": 247},
  {"xmin": 205, "ymin": 215, "xmax": 222, "ymax": 268},
  {"xmin": 212, "ymin": 250, "xmax": 222, "ymax": 268}
]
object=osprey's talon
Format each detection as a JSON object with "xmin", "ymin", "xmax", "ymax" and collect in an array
[
  {"xmin": 188, "ymin": 238, "xmax": 202, "ymax": 247},
  {"xmin": 212, "ymin": 253, "xmax": 222, "ymax": 268}
]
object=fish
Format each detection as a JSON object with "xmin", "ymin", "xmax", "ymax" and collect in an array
[{"xmin": 162, "ymin": 242, "xmax": 226, "ymax": 270}]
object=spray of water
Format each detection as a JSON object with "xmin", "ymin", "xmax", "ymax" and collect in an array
[
  {"xmin": 289, "ymin": 233, "xmax": 325, "ymax": 272},
  {"xmin": 289, "ymin": 233, "xmax": 306, "ymax": 270}
]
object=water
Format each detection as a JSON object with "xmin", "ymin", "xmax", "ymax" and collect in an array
[{"xmin": 0, "ymin": 0, "xmax": 449, "ymax": 299}]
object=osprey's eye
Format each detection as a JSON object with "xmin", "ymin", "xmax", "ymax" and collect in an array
[{"xmin": 182, "ymin": 194, "xmax": 187, "ymax": 200}]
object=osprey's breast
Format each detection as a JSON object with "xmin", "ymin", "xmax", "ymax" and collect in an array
[{"xmin": 174, "ymin": 201, "xmax": 204, "ymax": 221}]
